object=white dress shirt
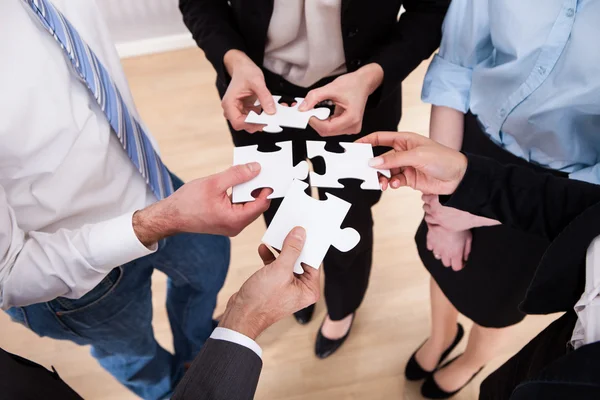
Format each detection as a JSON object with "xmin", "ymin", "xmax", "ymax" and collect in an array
[
  {"xmin": 571, "ymin": 235, "xmax": 600, "ymax": 349},
  {"xmin": 0, "ymin": 0, "xmax": 261, "ymax": 357},
  {"xmin": 0, "ymin": 0, "xmax": 160, "ymax": 310},
  {"xmin": 263, "ymin": 0, "xmax": 346, "ymax": 88}
]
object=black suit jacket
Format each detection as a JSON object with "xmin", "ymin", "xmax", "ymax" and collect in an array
[
  {"xmin": 179, "ymin": 0, "xmax": 449, "ymax": 104},
  {"xmin": 0, "ymin": 338, "xmax": 261, "ymax": 400},
  {"xmin": 442, "ymin": 154, "xmax": 600, "ymax": 399}
]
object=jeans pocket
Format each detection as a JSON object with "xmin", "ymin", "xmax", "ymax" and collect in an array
[
  {"xmin": 51, "ymin": 266, "xmax": 123, "ymax": 316},
  {"xmin": 5, "ymin": 307, "xmax": 30, "ymax": 329}
]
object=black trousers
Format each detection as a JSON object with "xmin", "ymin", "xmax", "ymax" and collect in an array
[{"xmin": 217, "ymin": 70, "xmax": 402, "ymax": 320}]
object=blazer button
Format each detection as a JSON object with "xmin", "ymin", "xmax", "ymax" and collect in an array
[
  {"xmin": 347, "ymin": 28, "xmax": 359, "ymax": 38},
  {"xmin": 351, "ymin": 59, "xmax": 362, "ymax": 68}
]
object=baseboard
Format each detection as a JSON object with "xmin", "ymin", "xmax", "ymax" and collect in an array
[{"xmin": 116, "ymin": 33, "xmax": 196, "ymax": 58}]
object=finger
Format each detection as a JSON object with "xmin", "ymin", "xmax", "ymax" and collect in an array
[
  {"xmin": 357, "ymin": 131, "xmax": 425, "ymax": 148},
  {"xmin": 299, "ymin": 86, "xmax": 334, "ymax": 111},
  {"xmin": 379, "ymin": 175, "xmax": 389, "ymax": 191},
  {"xmin": 251, "ymin": 80, "xmax": 276, "ymax": 114},
  {"xmin": 422, "ymin": 194, "xmax": 437, "ymax": 204},
  {"xmin": 309, "ymin": 113, "xmax": 359, "ymax": 137},
  {"xmin": 423, "ymin": 204, "xmax": 431, "ymax": 213},
  {"xmin": 276, "ymin": 227, "xmax": 307, "ymax": 270},
  {"xmin": 426, "ymin": 233, "xmax": 434, "ymax": 251},
  {"xmin": 258, "ymin": 244, "xmax": 276, "ymax": 265},
  {"xmin": 389, "ymin": 174, "xmax": 407, "ymax": 189},
  {"xmin": 216, "ymin": 163, "xmax": 261, "ymax": 191},
  {"xmin": 464, "ymin": 235, "xmax": 472, "ymax": 261},
  {"xmin": 451, "ymin": 256, "xmax": 464, "ymax": 272},
  {"xmin": 368, "ymin": 148, "xmax": 424, "ymax": 170},
  {"xmin": 441, "ymin": 254, "xmax": 451, "ymax": 268},
  {"xmin": 424, "ymin": 214, "xmax": 438, "ymax": 225}
]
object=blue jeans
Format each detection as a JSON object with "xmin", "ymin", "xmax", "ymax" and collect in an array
[{"xmin": 6, "ymin": 173, "xmax": 230, "ymax": 400}]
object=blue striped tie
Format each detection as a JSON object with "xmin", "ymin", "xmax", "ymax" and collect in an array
[{"xmin": 24, "ymin": 0, "xmax": 174, "ymax": 200}]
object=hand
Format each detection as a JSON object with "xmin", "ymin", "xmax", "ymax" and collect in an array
[
  {"xmin": 219, "ymin": 227, "xmax": 321, "ymax": 339},
  {"xmin": 222, "ymin": 50, "xmax": 276, "ymax": 133},
  {"xmin": 133, "ymin": 162, "xmax": 272, "ymax": 246},
  {"xmin": 357, "ymin": 131, "xmax": 468, "ymax": 195},
  {"xmin": 422, "ymin": 195, "xmax": 499, "ymax": 231},
  {"xmin": 426, "ymin": 224, "xmax": 473, "ymax": 271},
  {"xmin": 299, "ymin": 63, "xmax": 384, "ymax": 137}
]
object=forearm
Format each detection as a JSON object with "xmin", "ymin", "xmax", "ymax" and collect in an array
[
  {"xmin": 429, "ymin": 105, "xmax": 464, "ymax": 150},
  {"xmin": 1, "ymin": 212, "xmax": 153, "ymax": 309}
]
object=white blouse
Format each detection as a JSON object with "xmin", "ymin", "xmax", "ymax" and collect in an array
[{"xmin": 263, "ymin": 0, "xmax": 347, "ymax": 88}]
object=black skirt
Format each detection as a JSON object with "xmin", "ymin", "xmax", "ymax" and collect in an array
[{"xmin": 415, "ymin": 113, "xmax": 567, "ymax": 328}]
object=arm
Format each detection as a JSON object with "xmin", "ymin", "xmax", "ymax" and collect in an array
[
  {"xmin": 443, "ymin": 154, "xmax": 600, "ymax": 241},
  {"xmin": 360, "ymin": 131, "xmax": 600, "ymax": 242},
  {"xmin": 179, "ymin": 0, "xmax": 247, "ymax": 85},
  {"xmin": 367, "ymin": 0, "xmax": 450, "ymax": 104},
  {"xmin": 0, "ymin": 163, "xmax": 270, "ymax": 309},
  {"xmin": 172, "ymin": 228, "xmax": 320, "ymax": 400}
]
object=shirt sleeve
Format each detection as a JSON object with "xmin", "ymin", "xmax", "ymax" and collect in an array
[
  {"xmin": 0, "ymin": 184, "xmax": 156, "ymax": 310},
  {"xmin": 210, "ymin": 327, "xmax": 263, "ymax": 358},
  {"xmin": 421, "ymin": 0, "xmax": 494, "ymax": 113}
]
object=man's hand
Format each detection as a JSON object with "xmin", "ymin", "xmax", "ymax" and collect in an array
[
  {"xmin": 422, "ymin": 195, "xmax": 500, "ymax": 232},
  {"xmin": 427, "ymin": 224, "xmax": 472, "ymax": 272},
  {"xmin": 133, "ymin": 162, "xmax": 271, "ymax": 246},
  {"xmin": 357, "ymin": 131, "xmax": 468, "ymax": 195},
  {"xmin": 222, "ymin": 50, "xmax": 276, "ymax": 133},
  {"xmin": 299, "ymin": 63, "xmax": 384, "ymax": 137},
  {"xmin": 218, "ymin": 227, "xmax": 320, "ymax": 339}
]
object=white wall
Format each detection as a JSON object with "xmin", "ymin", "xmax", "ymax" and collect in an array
[{"xmin": 96, "ymin": 0, "xmax": 193, "ymax": 57}]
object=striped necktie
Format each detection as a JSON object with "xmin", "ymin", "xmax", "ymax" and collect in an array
[{"xmin": 24, "ymin": 0, "xmax": 174, "ymax": 200}]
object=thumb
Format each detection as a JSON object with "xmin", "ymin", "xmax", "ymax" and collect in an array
[
  {"xmin": 299, "ymin": 86, "xmax": 333, "ymax": 111},
  {"xmin": 216, "ymin": 162, "xmax": 261, "ymax": 191},
  {"xmin": 251, "ymin": 80, "xmax": 276, "ymax": 115},
  {"xmin": 368, "ymin": 148, "xmax": 422, "ymax": 170},
  {"xmin": 276, "ymin": 227, "xmax": 306, "ymax": 270}
]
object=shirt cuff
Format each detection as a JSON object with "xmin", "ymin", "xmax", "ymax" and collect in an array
[
  {"xmin": 421, "ymin": 54, "xmax": 472, "ymax": 113},
  {"xmin": 82, "ymin": 211, "xmax": 157, "ymax": 270},
  {"xmin": 210, "ymin": 327, "xmax": 263, "ymax": 358}
]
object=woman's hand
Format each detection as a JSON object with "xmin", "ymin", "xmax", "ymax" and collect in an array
[
  {"xmin": 423, "ymin": 195, "xmax": 500, "ymax": 231},
  {"xmin": 357, "ymin": 131, "xmax": 468, "ymax": 195},
  {"xmin": 299, "ymin": 63, "xmax": 384, "ymax": 137},
  {"xmin": 427, "ymin": 224, "xmax": 472, "ymax": 271},
  {"xmin": 222, "ymin": 50, "xmax": 276, "ymax": 133}
]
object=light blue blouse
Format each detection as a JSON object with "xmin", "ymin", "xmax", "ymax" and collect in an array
[{"xmin": 422, "ymin": 0, "xmax": 600, "ymax": 183}]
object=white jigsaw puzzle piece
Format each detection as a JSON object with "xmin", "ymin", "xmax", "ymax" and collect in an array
[
  {"xmin": 262, "ymin": 180, "xmax": 360, "ymax": 274},
  {"xmin": 232, "ymin": 141, "xmax": 309, "ymax": 203},
  {"xmin": 245, "ymin": 96, "xmax": 331, "ymax": 133},
  {"xmin": 306, "ymin": 141, "xmax": 391, "ymax": 190}
]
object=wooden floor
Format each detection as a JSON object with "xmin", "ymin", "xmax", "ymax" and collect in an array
[{"xmin": 0, "ymin": 48, "xmax": 558, "ymax": 400}]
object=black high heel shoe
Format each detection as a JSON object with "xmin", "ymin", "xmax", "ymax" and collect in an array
[
  {"xmin": 293, "ymin": 304, "xmax": 315, "ymax": 325},
  {"xmin": 405, "ymin": 323, "xmax": 464, "ymax": 381},
  {"xmin": 421, "ymin": 355, "xmax": 484, "ymax": 399},
  {"xmin": 314, "ymin": 314, "xmax": 355, "ymax": 359}
]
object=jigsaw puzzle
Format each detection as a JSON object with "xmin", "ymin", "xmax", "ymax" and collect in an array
[
  {"xmin": 245, "ymin": 95, "xmax": 331, "ymax": 133},
  {"xmin": 232, "ymin": 141, "xmax": 309, "ymax": 203},
  {"xmin": 262, "ymin": 180, "xmax": 361, "ymax": 274},
  {"xmin": 307, "ymin": 141, "xmax": 391, "ymax": 190}
]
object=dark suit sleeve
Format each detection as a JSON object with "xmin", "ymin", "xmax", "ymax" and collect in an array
[
  {"xmin": 441, "ymin": 154, "xmax": 600, "ymax": 241},
  {"xmin": 179, "ymin": 0, "xmax": 246, "ymax": 84},
  {"xmin": 367, "ymin": 0, "xmax": 450, "ymax": 104},
  {"xmin": 172, "ymin": 338, "xmax": 263, "ymax": 400}
]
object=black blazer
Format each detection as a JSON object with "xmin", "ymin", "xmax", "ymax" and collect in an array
[
  {"xmin": 0, "ymin": 338, "xmax": 262, "ymax": 400},
  {"xmin": 179, "ymin": 0, "xmax": 449, "ymax": 104},
  {"xmin": 442, "ymin": 154, "xmax": 600, "ymax": 399},
  {"xmin": 442, "ymin": 154, "xmax": 600, "ymax": 316}
]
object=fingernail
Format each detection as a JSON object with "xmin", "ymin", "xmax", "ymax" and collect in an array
[
  {"xmin": 380, "ymin": 183, "xmax": 384, "ymax": 191},
  {"xmin": 247, "ymin": 162, "xmax": 260, "ymax": 172},
  {"xmin": 266, "ymin": 104, "xmax": 276, "ymax": 114},
  {"xmin": 292, "ymin": 227, "xmax": 306, "ymax": 240},
  {"xmin": 298, "ymin": 102, "xmax": 307, "ymax": 111},
  {"xmin": 369, "ymin": 157, "xmax": 383, "ymax": 167},
  {"xmin": 391, "ymin": 180, "xmax": 400, "ymax": 188}
]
